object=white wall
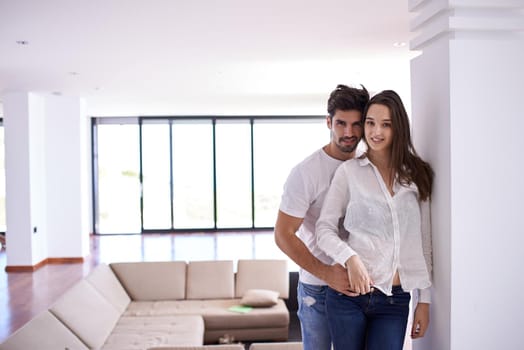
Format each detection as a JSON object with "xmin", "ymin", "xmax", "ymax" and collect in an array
[
  {"xmin": 3, "ymin": 92, "xmax": 90, "ymax": 266},
  {"xmin": 448, "ymin": 34, "xmax": 524, "ymax": 350},
  {"xmin": 410, "ymin": 1, "xmax": 524, "ymax": 348}
]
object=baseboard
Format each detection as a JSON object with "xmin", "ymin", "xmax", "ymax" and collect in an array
[
  {"xmin": 47, "ymin": 257, "xmax": 84, "ymax": 264},
  {"xmin": 5, "ymin": 256, "xmax": 85, "ymax": 272}
]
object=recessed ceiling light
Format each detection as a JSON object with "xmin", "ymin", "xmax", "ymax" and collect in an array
[
  {"xmin": 68, "ymin": 71, "xmax": 79, "ymax": 76},
  {"xmin": 52, "ymin": 91, "xmax": 62, "ymax": 96},
  {"xmin": 16, "ymin": 40, "xmax": 29, "ymax": 45},
  {"xmin": 393, "ymin": 41, "xmax": 407, "ymax": 48}
]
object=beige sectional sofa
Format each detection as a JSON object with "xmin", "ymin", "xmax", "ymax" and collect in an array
[{"xmin": 0, "ymin": 259, "xmax": 291, "ymax": 350}]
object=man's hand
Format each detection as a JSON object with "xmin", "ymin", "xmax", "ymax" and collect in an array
[{"xmin": 324, "ymin": 264, "xmax": 358, "ymax": 296}]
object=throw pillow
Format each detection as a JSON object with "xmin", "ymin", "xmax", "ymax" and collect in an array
[{"xmin": 240, "ymin": 289, "xmax": 279, "ymax": 307}]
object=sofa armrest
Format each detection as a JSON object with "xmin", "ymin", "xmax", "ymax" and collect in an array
[
  {"xmin": 49, "ymin": 279, "xmax": 121, "ymax": 349},
  {"xmin": 86, "ymin": 263, "xmax": 131, "ymax": 313},
  {"xmin": 0, "ymin": 311, "xmax": 89, "ymax": 350}
]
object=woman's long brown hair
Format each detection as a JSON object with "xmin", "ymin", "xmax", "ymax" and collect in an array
[{"xmin": 363, "ymin": 90, "xmax": 434, "ymax": 201}]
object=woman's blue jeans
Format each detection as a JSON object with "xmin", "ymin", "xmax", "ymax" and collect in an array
[{"xmin": 326, "ymin": 286, "xmax": 410, "ymax": 350}]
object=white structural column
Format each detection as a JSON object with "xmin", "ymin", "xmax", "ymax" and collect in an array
[
  {"xmin": 3, "ymin": 92, "xmax": 48, "ymax": 267},
  {"xmin": 3, "ymin": 92, "xmax": 90, "ymax": 268},
  {"xmin": 409, "ymin": 1, "xmax": 524, "ymax": 349},
  {"xmin": 44, "ymin": 95, "xmax": 91, "ymax": 259}
]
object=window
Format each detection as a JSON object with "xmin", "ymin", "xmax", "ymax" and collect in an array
[
  {"xmin": 215, "ymin": 120, "xmax": 252, "ymax": 228},
  {"xmin": 141, "ymin": 121, "xmax": 172, "ymax": 230},
  {"xmin": 95, "ymin": 121, "xmax": 141, "ymax": 234},
  {"xmin": 92, "ymin": 116, "xmax": 325, "ymax": 234},
  {"xmin": 252, "ymin": 118, "xmax": 326, "ymax": 227},
  {"xmin": 172, "ymin": 120, "xmax": 214, "ymax": 229}
]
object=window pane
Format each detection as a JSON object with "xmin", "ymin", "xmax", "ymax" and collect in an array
[
  {"xmin": 215, "ymin": 120, "xmax": 252, "ymax": 228},
  {"xmin": 172, "ymin": 121, "xmax": 214, "ymax": 229},
  {"xmin": 97, "ymin": 124, "xmax": 141, "ymax": 234},
  {"xmin": 253, "ymin": 119, "xmax": 326, "ymax": 227},
  {"xmin": 142, "ymin": 122, "xmax": 172, "ymax": 229}
]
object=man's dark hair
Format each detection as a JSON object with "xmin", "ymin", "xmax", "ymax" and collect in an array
[{"xmin": 327, "ymin": 84, "xmax": 369, "ymax": 118}]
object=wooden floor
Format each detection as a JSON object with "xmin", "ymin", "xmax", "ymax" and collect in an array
[{"xmin": 0, "ymin": 231, "xmax": 298, "ymax": 344}]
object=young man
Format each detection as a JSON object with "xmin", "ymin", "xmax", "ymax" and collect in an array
[{"xmin": 274, "ymin": 84, "xmax": 369, "ymax": 350}]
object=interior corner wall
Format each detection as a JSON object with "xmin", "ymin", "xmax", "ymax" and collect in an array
[
  {"xmin": 411, "ymin": 32, "xmax": 524, "ymax": 349},
  {"xmin": 45, "ymin": 95, "xmax": 90, "ymax": 258},
  {"xmin": 410, "ymin": 35, "xmax": 452, "ymax": 350},
  {"xmin": 3, "ymin": 92, "xmax": 48, "ymax": 266},
  {"xmin": 446, "ymin": 34, "xmax": 524, "ymax": 349}
]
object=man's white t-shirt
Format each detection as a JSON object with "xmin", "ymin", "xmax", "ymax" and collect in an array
[{"xmin": 279, "ymin": 148, "xmax": 344, "ymax": 285}]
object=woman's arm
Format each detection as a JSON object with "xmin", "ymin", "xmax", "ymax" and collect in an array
[
  {"xmin": 316, "ymin": 163, "xmax": 372, "ymax": 294},
  {"xmin": 419, "ymin": 199, "xmax": 433, "ymax": 303},
  {"xmin": 411, "ymin": 199, "xmax": 433, "ymax": 338},
  {"xmin": 316, "ymin": 164, "xmax": 354, "ymax": 265}
]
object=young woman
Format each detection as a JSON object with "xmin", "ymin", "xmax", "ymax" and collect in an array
[{"xmin": 315, "ymin": 90, "xmax": 433, "ymax": 350}]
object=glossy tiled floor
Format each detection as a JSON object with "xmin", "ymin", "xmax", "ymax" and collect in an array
[{"xmin": 91, "ymin": 231, "xmax": 298, "ymax": 269}]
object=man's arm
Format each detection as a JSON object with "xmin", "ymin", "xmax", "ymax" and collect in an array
[{"xmin": 274, "ymin": 210, "xmax": 354, "ymax": 295}]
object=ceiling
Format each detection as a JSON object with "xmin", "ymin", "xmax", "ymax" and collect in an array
[{"xmin": 0, "ymin": 0, "xmax": 418, "ymax": 117}]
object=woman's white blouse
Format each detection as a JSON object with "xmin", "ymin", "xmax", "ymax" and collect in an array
[{"xmin": 316, "ymin": 157, "xmax": 432, "ymax": 303}]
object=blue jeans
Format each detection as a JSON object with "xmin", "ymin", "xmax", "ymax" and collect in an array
[
  {"xmin": 297, "ymin": 282, "xmax": 332, "ymax": 350},
  {"xmin": 326, "ymin": 286, "xmax": 410, "ymax": 350}
]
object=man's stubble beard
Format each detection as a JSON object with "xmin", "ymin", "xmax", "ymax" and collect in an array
[{"xmin": 335, "ymin": 137, "xmax": 359, "ymax": 154}]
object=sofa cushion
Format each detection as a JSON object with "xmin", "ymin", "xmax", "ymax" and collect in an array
[
  {"xmin": 49, "ymin": 279, "xmax": 121, "ymax": 349},
  {"xmin": 111, "ymin": 261, "xmax": 187, "ymax": 300},
  {"xmin": 122, "ymin": 299, "xmax": 289, "ymax": 330},
  {"xmin": 86, "ymin": 263, "xmax": 131, "ymax": 313},
  {"xmin": 201, "ymin": 299, "xmax": 289, "ymax": 330},
  {"xmin": 186, "ymin": 260, "xmax": 234, "ymax": 300},
  {"xmin": 101, "ymin": 315, "xmax": 204, "ymax": 350},
  {"xmin": 0, "ymin": 310, "xmax": 89, "ymax": 350},
  {"xmin": 241, "ymin": 289, "xmax": 279, "ymax": 307},
  {"xmin": 235, "ymin": 260, "xmax": 289, "ymax": 299}
]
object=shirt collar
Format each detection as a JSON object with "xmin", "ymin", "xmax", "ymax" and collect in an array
[
  {"xmin": 357, "ymin": 155, "xmax": 371, "ymax": 167},
  {"xmin": 357, "ymin": 155, "xmax": 419, "ymax": 194}
]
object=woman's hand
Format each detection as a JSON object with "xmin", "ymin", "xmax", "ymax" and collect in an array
[
  {"xmin": 324, "ymin": 264, "xmax": 359, "ymax": 297},
  {"xmin": 411, "ymin": 302, "xmax": 430, "ymax": 339},
  {"xmin": 345, "ymin": 255, "xmax": 373, "ymax": 294}
]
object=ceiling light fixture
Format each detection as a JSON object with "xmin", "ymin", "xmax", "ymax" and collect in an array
[
  {"xmin": 16, "ymin": 40, "xmax": 29, "ymax": 45},
  {"xmin": 393, "ymin": 41, "xmax": 407, "ymax": 48}
]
